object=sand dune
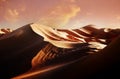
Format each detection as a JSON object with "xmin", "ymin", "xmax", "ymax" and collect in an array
[
  {"xmin": 0, "ymin": 24, "xmax": 120, "ymax": 79},
  {"xmin": 0, "ymin": 24, "xmax": 48, "ymax": 79},
  {"xmin": 13, "ymin": 34, "xmax": 120, "ymax": 79}
]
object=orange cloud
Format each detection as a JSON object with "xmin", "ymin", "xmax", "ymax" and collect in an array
[
  {"xmin": 3, "ymin": 3, "xmax": 26, "ymax": 23},
  {"xmin": 70, "ymin": 0, "xmax": 77, "ymax": 3},
  {"xmin": 60, "ymin": 5, "xmax": 80, "ymax": 26},
  {"xmin": 38, "ymin": 2, "xmax": 80, "ymax": 28},
  {"xmin": 4, "ymin": 9, "xmax": 19, "ymax": 22},
  {"xmin": 116, "ymin": 16, "xmax": 120, "ymax": 20},
  {"xmin": 64, "ymin": 0, "xmax": 77, "ymax": 3},
  {"xmin": 0, "ymin": 0, "xmax": 7, "ymax": 2},
  {"xmin": 86, "ymin": 12, "xmax": 93, "ymax": 16}
]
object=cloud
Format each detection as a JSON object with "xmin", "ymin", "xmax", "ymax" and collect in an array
[
  {"xmin": 86, "ymin": 12, "xmax": 93, "ymax": 16},
  {"xmin": 4, "ymin": 9, "xmax": 19, "ymax": 22},
  {"xmin": 116, "ymin": 15, "xmax": 120, "ymax": 20},
  {"xmin": 0, "ymin": 0, "xmax": 7, "ymax": 2},
  {"xmin": 0, "ymin": 0, "xmax": 80, "ymax": 28},
  {"xmin": 38, "ymin": 1, "xmax": 80, "ymax": 28},
  {"xmin": 70, "ymin": 0, "xmax": 77, "ymax": 3},
  {"xmin": 64, "ymin": 0, "xmax": 77, "ymax": 3},
  {"xmin": 3, "ymin": 4, "xmax": 26, "ymax": 23},
  {"xmin": 60, "ymin": 5, "xmax": 80, "ymax": 26}
]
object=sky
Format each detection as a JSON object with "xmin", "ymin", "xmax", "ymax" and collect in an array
[{"xmin": 0, "ymin": 0, "xmax": 120, "ymax": 29}]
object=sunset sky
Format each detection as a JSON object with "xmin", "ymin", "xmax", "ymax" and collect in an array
[{"xmin": 0, "ymin": 0, "xmax": 120, "ymax": 29}]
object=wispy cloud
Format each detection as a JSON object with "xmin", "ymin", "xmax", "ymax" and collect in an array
[
  {"xmin": 38, "ymin": 0, "xmax": 80, "ymax": 28},
  {"xmin": 116, "ymin": 15, "xmax": 120, "ymax": 20},
  {"xmin": 0, "ymin": 0, "xmax": 7, "ymax": 2},
  {"xmin": 4, "ymin": 9, "xmax": 19, "ymax": 22},
  {"xmin": 3, "ymin": 4, "xmax": 26, "ymax": 23}
]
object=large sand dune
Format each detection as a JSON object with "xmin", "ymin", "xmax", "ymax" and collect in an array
[{"xmin": 0, "ymin": 24, "xmax": 120, "ymax": 79}]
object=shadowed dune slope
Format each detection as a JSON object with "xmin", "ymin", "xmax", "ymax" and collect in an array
[{"xmin": 0, "ymin": 24, "xmax": 48, "ymax": 79}]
